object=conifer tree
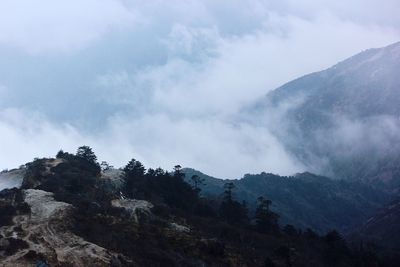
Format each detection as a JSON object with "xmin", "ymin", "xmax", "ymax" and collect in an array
[
  {"xmin": 76, "ymin": 146, "xmax": 98, "ymax": 164},
  {"xmin": 255, "ymin": 196, "xmax": 280, "ymax": 234}
]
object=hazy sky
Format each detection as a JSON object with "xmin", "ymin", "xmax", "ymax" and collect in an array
[{"xmin": 0, "ymin": 0, "xmax": 399, "ymax": 178}]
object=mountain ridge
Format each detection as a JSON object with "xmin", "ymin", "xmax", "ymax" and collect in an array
[
  {"xmin": 251, "ymin": 41, "xmax": 400, "ymax": 185},
  {"xmin": 183, "ymin": 168, "xmax": 391, "ymax": 234}
]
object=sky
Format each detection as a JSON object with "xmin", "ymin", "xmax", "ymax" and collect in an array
[{"xmin": 0, "ymin": 0, "xmax": 399, "ymax": 178}]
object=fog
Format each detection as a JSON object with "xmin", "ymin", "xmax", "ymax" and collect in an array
[{"xmin": 0, "ymin": 0, "xmax": 399, "ymax": 178}]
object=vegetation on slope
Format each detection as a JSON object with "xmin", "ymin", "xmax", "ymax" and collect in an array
[
  {"xmin": 0, "ymin": 146, "xmax": 397, "ymax": 266},
  {"xmin": 183, "ymin": 169, "xmax": 391, "ymax": 233}
]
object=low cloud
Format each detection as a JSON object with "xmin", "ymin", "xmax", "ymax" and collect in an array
[
  {"xmin": 0, "ymin": 109, "xmax": 303, "ymax": 179},
  {"xmin": 0, "ymin": 1, "xmax": 399, "ymax": 179},
  {"xmin": 312, "ymin": 115, "xmax": 400, "ymax": 178},
  {"xmin": 0, "ymin": 109, "xmax": 86, "ymax": 168}
]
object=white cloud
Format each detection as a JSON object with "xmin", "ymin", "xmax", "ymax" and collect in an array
[
  {"xmin": 0, "ymin": 109, "xmax": 86, "ymax": 168},
  {"xmin": 0, "ymin": 0, "xmax": 398, "ymax": 55},
  {"xmin": 0, "ymin": 0, "xmax": 137, "ymax": 54},
  {"xmin": 0, "ymin": 85, "xmax": 7, "ymax": 104},
  {"xmin": 0, "ymin": 0, "xmax": 400, "ymax": 179},
  {"xmin": 0, "ymin": 109, "xmax": 303, "ymax": 178},
  {"xmin": 95, "ymin": 13, "xmax": 399, "ymax": 117},
  {"xmin": 100, "ymin": 114, "xmax": 304, "ymax": 178}
]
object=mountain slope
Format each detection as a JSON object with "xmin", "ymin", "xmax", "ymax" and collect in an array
[
  {"xmin": 184, "ymin": 169, "xmax": 391, "ymax": 233},
  {"xmin": 358, "ymin": 197, "xmax": 400, "ymax": 250},
  {"xmin": 1, "ymin": 155, "xmax": 382, "ymax": 267},
  {"xmin": 253, "ymin": 41, "xmax": 400, "ymax": 186}
]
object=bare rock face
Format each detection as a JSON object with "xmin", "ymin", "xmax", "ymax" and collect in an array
[
  {"xmin": 24, "ymin": 189, "xmax": 72, "ymax": 224},
  {"xmin": 99, "ymin": 168, "xmax": 125, "ymax": 193},
  {"xmin": 101, "ymin": 168, "xmax": 124, "ymax": 184},
  {"xmin": 169, "ymin": 222, "xmax": 190, "ymax": 233},
  {"xmin": 111, "ymin": 198, "xmax": 153, "ymax": 223},
  {"xmin": 0, "ymin": 189, "xmax": 120, "ymax": 267},
  {"xmin": 0, "ymin": 168, "xmax": 25, "ymax": 191}
]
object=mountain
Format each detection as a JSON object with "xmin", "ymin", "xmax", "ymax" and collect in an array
[
  {"xmin": 184, "ymin": 169, "xmax": 391, "ymax": 234},
  {"xmin": 0, "ymin": 154, "xmax": 383, "ymax": 267},
  {"xmin": 1, "ymin": 42, "xmax": 400, "ymax": 266},
  {"xmin": 252, "ymin": 41, "xmax": 400, "ymax": 188},
  {"xmin": 358, "ymin": 197, "xmax": 400, "ymax": 251}
]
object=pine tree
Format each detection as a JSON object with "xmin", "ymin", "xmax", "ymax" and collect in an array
[
  {"xmin": 255, "ymin": 196, "xmax": 280, "ymax": 234},
  {"xmin": 76, "ymin": 146, "xmax": 98, "ymax": 164},
  {"xmin": 219, "ymin": 182, "xmax": 248, "ymax": 224},
  {"xmin": 123, "ymin": 159, "xmax": 146, "ymax": 198}
]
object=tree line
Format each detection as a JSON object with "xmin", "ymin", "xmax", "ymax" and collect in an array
[{"xmin": 59, "ymin": 146, "xmax": 284, "ymax": 234}]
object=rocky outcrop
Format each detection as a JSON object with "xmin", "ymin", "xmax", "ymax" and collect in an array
[
  {"xmin": 111, "ymin": 198, "xmax": 153, "ymax": 223},
  {"xmin": 0, "ymin": 168, "xmax": 25, "ymax": 191},
  {"xmin": 169, "ymin": 222, "xmax": 190, "ymax": 233},
  {"xmin": 0, "ymin": 189, "xmax": 121, "ymax": 267}
]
